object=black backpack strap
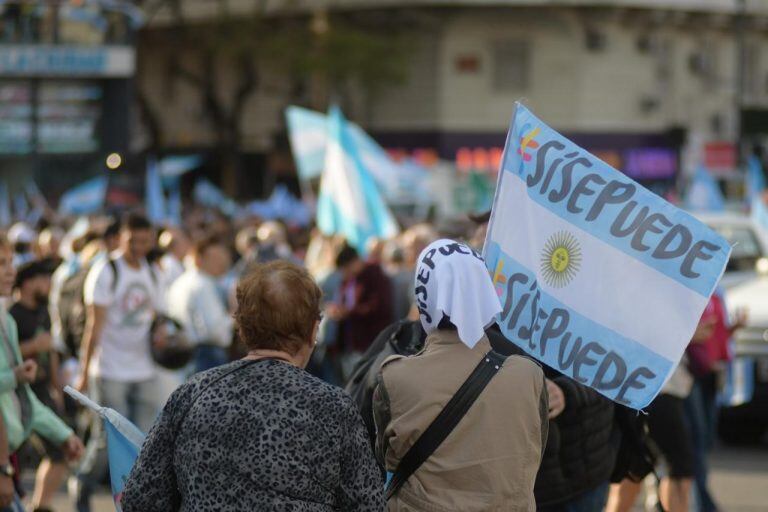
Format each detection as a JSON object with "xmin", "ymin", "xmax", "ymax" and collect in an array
[
  {"xmin": 386, "ymin": 349, "xmax": 508, "ymax": 500},
  {"xmin": 109, "ymin": 257, "xmax": 158, "ymax": 292},
  {"xmin": 108, "ymin": 258, "xmax": 119, "ymax": 293}
]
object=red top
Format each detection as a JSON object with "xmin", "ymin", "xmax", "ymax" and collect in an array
[{"xmin": 687, "ymin": 291, "xmax": 731, "ymax": 376}]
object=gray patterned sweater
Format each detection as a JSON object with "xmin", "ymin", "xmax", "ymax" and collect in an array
[{"xmin": 122, "ymin": 359, "xmax": 385, "ymax": 511}]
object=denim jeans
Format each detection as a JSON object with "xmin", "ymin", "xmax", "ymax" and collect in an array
[
  {"xmin": 684, "ymin": 380, "xmax": 718, "ymax": 512},
  {"xmin": 75, "ymin": 377, "xmax": 159, "ymax": 512},
  {"xmin": 0, "ymin": 494, "xmax": 25, "ymax": 511}
]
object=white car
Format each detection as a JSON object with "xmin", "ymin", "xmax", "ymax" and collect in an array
[{"xmin": 697, "ymin": 213, "xmax": 768, "ymax": 442}]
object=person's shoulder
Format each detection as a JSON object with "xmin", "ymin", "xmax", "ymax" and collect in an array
[
  {"xmin": 1, "ymin": 310, "xmax": 18, "ymax": 332},
  {"xmin": 7, "ymin": 302, "xmax": 23, "ymax": 317},
  {"xmin": 294, "ymin": 367, "xmax": 356, "ymax": 408},
  {"xmin": 499, "ymin": 353, "xmax": 544, "ymax": 384},
  {"xmin": 86, "ymin": 256, "xmax": 110, "ymax": 279}
]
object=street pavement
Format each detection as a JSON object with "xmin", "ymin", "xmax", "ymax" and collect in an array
[{"xmin": 38, "ymin": 443, "xmax": 768, "ymax": 511}]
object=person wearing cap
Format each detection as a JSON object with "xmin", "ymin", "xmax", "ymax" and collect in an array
[
  {"xmin": 373, "ymin": 239, "xmax": 548, "ymax": 511},
  {"xmin": 9, "ymin": 261, "xmax": 71, "ymax": 512},
  {"xmin": 0, "ymin": 238, "xmax": 83, "ymax": 511}
]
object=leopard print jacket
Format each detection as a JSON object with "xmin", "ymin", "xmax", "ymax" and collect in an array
[{"xmin": 122, "ymin": 359, "xmax": 385, "ymax": 511}]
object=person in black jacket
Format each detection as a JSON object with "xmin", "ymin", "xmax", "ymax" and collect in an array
[{"xmin": 535, "ymin": 365, "xmax": 621, "ymax": 512}]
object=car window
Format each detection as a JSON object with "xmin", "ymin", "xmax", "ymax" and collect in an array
[{"xmin": 709, "ymin": 225, "xmax": 763, "ymax": 272}]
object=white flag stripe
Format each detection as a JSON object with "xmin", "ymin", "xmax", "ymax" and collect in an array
[
  {"xmin": 322, "ymin": 139, "xmax": 372, "ymax": 230},
  {"xmin": 290, "ymin": 128, "xmax": 327, "ymax": 155},
  {"xmin": 490, "ymin": 174, "xmax": 707, "ymax": 362}
]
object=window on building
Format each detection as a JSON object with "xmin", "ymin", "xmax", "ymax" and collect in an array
[
  {"xmin": 491, "ymin": 40, "xmax": 530, "ymax": 91},
  {"xmin": 689, "ymin": 40, "xmax": 719, "ymax": 92},
  {"xmin": 744, "ymin": 42, "xmax": 761, "ymax": 100}
]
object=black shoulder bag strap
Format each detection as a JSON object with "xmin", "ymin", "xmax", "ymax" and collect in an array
[{"xmin": 386, "ymin": 349, "xmax": 509, "ymax": 500}]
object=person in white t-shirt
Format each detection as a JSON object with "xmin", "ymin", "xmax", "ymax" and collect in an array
[
  {"xmin": 168, "ymin": 235, "xmax": 233, "ymax": 374},
  {"xmin": 158, "ymin": 228, "xmax": 190, "ymax": 288},
  {"xmin": 73, "ymin": 213, "xmax": 165, "ymax": 512}
]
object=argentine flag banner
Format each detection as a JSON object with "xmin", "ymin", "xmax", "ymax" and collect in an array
[{"xmin": 484, "ymin": 104, "xmax": 731, "ymax": 409}]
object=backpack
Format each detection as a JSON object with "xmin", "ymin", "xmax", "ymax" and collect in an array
[
  {"xmin": 57, "ymin": 265, "xmax": 92, "ymax": 358},
  {"xmin": 345, "ymin": 320, "xmax": 426, "ymax": 445}
]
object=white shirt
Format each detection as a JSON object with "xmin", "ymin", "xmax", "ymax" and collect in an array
[
  {"xmin": 662, "ymin": 357, "xmax": 694, "ymax": 399},
  {"xmin": 160, "ymin": 253, "xmax": 185, "ymax": 288},
  {"xmin": 84, "ymin": 255, "xmax": 163, "ymax": 382},
  {"xmin": 167, "ymin": 268, "xmax": 233, "ymax": 348}
]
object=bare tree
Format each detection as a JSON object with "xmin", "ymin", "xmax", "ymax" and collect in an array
[{"xmin": 135, "ymin": 1, "xmax": 411, "ymax": 194}]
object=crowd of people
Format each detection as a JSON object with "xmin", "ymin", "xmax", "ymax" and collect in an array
[{"xmin": 0, "ymin": 203, "xmax": 740, "ymax": 512}]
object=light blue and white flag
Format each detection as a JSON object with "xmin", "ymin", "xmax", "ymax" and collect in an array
[
  {"xmin": 193, "ymin": 179, "xmax": 240, "ymax": 217},
  {"xmin": 317, "ymin": 106, "xmax": 398, "ymax": 254},
  {"xmin": 58, "ymin": 176, "xmax": 108, "ymax": 216},
  {"xmin": 286, "ymin": 106, "xmax": 329, "ymax": 181},
  {"xmin": 746, "ymin": 155, "xmax": 766, "ymax": 202},
  {"xmin": 484, "ymin": 104, "xmax": 731, "ymax": 409},
  {"xmin": 286, "ymin": 106, "xmax": 430, "ymax": 204},
  {"xmin": 0, "ymin": 181, "xmax": 10, "ymax": 228},
  {"xmin": 159, "ymin": 155, "xmax": 202, "ymax": 181},
  {"xmin": 166, "ymin": 178, "xmax": 182, "ymax": 227},
  {"xmin": 145, "ymin": 158, "xmax": 167, "ymax": 225},
  {"xmin": 64, "ymin": 386, "xmax": 145, "ymax": 512},
  {"xmin": 684, "ymin": 165, "xmax": 726, "ymax": 212}
]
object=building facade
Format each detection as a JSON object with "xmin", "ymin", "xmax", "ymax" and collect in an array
[
  {"xmin": 136, "ymin": 0, "xmax": 768, "ymax": 196},
  {"xmin": 0, "ymin": 1, "xmax": 138, "ymax": 194}
]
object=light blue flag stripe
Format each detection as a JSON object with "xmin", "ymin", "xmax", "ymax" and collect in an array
[
  {"xmin": 316, "ymin": 106, "xmax": 398, "ymax": 254},
  {"xmin": 286, "ymin": 106, "xmax": 328, "ymax": 181},
  {"xmin": 486, "ymin": 241, "xmax": 674, "ymax": 408},
  {"xmin": 58, "ymin": 176, "xmax": 108, "ymax": 216},
  {"xmin": 503, "ymin": 105, "xmax": 729, "ymax": 298},
  {"xmin": 166, "ymin": 178, "xmax": 182, "ymax": 227},
  {"xmin": 145, "ymin": 158, "xmax": 167, "ymax": 225},
  {"xmin": 746, "ymin": 155, "xmax": 766, "ymax": 201}
]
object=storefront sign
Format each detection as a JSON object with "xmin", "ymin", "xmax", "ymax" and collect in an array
[{"xmin": 0, "ymin": 45, "xmax": 135, "ymax": 77}]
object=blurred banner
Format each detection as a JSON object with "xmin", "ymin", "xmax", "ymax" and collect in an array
[
  {"xmin": 684, "ymin": 166, "xmax": 725, "ymax": 213},
  {"xmin": 58, "ymin": 176, "xmax": 108, "ymax": 216},
  {"xmin": 484, "ymin": 103, "xmax": 730, "ymax": 410},
  {"xmin": 317, "ymin": 106, "xmax": 399, "ymax": 255}
]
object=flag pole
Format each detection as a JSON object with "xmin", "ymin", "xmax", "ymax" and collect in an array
[{"xmin": 64, "ymin": 386, "xmax": 104, "ymax": 416}]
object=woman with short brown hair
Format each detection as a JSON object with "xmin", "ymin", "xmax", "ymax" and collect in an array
[{"xmin": 123, "ymin": 261, "xmax": 385, "ymax": 512}]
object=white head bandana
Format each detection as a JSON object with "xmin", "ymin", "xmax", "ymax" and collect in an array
[{"xmin": 414, "ymin": 239, "xmax": 502, "ymax": 348}]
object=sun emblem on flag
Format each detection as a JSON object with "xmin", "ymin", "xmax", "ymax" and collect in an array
[{"xmin": 540, "ymin": 231, "xmax": 582, "ymax": 288}]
